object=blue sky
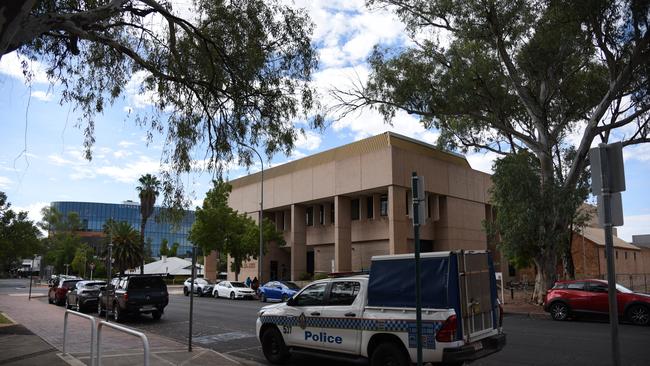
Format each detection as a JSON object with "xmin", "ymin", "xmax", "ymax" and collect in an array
[{"xmin": 0, "ymin": 1, "xmax": 648, "ymax": 242}]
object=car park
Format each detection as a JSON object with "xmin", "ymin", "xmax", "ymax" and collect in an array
[
  {"xmin": 65, "ymin": 280, "xmax": 105, "ymax": 312},
  {"xmin": 48, "ymin": 277, "xmax": 83, "ymax": 306},
  {"xmin": 544, "ymin": 279, "xmax": 650, "ymax": 325},
  {"xmin": 98, "ymin": 275, "xmax": 169, "ymax": 322},
  {"xmin": 213, "ymin": 281, "xmax": 256, "ymax": 299},
  {"xmin": 258, "ymin": 281, "xmax": 300, "ymax": 302},
  {"xmin": 257, "ymin": 251, "xmax": 505, "ymax": 366},
  {"xmin": 183, "ymin": 278, "xmax": 214, "ymax": 297}
]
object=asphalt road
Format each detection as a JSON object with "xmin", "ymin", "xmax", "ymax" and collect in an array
[
  {"xmin": 3, "ymin": 280, "xmax": 650, "ymax": 366},
  {"xmin": 100, "ymin": 293, "xmax": 650, "ymax": 366}
]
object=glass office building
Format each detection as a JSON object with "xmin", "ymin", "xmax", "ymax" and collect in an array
[{"xmin": 50, "ymin": 201, "xmax": 195, "ymax": 257}]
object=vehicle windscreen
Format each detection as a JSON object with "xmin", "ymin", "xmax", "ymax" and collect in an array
[
  {"xmin": 63, "ymin": 280, "xmax": 82, "ymax": 289},
  {"xmin": 281, "ymin": 281, "xmax": 300, "ymax": 290},
  {"xmin": 128, "ymin": 277, "xmax": 166, "ymax": 290},
  {"xmin": 616, "ymin": 284, "xmax": 633, "ymax": 293},
  {"xmin": 84, "ymin": 282, "xmax": 105, "ymax": 288},
  {"xmin": 231, "ymin": 282, "xmax": 247, "ymax": 288},
  {"xmin": 196, "ymin": 279, "xmax": 208, "ymax": 285}
]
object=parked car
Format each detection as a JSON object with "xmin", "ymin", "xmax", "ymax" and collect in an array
[
  {"xmin": 213, "ymin": 281, "xmax": 256, "ymax": 299},
  {"xmin": 65, "ymin": 280, "xmax": 105, "ymax": 312},
  {"xmin": 48, "ymin": 278, "xmax": 83, "ymax": 306},
  {"xmin": 183, "ymin": 278, "xmax": 214, "ymax": 297},
  {"xmin": 98, "ymin": 275, "xmax": 169, "ymax": 322},
  {"xmin": 258, "ymin": 281, "xmax": 300, "ymax": 302},
  {"xmin": 544, "ymin": 279, "xmax": 650, "ymax": 325}
]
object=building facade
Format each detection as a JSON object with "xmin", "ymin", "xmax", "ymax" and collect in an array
[
  {"xmin": 50, "ymin": 201, "xmax": 195, "ymax": 257},
  {"xmin": 204, "ymin": 132, "xmax": 497, "ymax": 282}
]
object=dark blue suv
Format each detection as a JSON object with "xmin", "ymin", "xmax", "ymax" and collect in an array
[{"xmin": 258, "ymin": 281, "xmax": 301, "ymax": 302}]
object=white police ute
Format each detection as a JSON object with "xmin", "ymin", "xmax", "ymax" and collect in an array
[{"xmin": 256, "ymin": 250, "xmax": 506, "ymax": 366}]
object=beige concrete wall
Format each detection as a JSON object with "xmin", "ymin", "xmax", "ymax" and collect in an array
[
  {"xmin": 352, "ymin": 241, "xmax": 389, "ymax": 271},
  {"xmin": 597, "ymin": 247, "xmax": 644, "ymax": 275},
  {"xmin": 434, "ymin": 196, "xmax": 487, "ymax": 251},
  {"xmin": 314, "ymin": 244, "xmax": 334, "ymax": 274}
]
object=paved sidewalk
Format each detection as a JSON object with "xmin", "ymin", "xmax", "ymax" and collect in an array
[
  {"xmin": 0, "ymin": 294, "xmax": 260, "ymax": 365},
  {"xmin": 501, "ymin": 289, "xmax": 548, "ymax": 318},
  {"xmin": 0, "ymin": 318, "xmax": 69, "ymax": 365}
]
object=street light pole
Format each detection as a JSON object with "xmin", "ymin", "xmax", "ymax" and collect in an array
[{"xmin": 238, "ymin": 141, "xmax": 264, "ymax": 284}]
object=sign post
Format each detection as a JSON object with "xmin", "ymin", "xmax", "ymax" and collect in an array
[
  {"xmin": 411, "ymin": 172, "xmax": 425, "ymax": 366},
  {"xmin": 589, "ymin": 142, "xmax": 625, "ymax": 366}
]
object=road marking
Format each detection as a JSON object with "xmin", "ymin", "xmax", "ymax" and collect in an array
[
  {"xmin": 193, "ymin": 331, "xmax": 254, "ymax": 344},
  {"xmin": 7, "ymin": 293, "xmax": 47, "ymax": 297}
]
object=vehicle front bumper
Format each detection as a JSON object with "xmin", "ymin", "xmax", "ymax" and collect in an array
[
  {"xmin": 442, "ymin": 333, "xmax": 506, "ymax": 364},
  {"xmin": 235, "ymin": 292, "xmax": 256, "ymax": 299}
]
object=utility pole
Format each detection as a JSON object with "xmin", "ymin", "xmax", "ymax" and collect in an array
[
  {"xmin": 189, "ymin": 245, "xmax": 197, "ymax": 352},
  {"xmin": 106, "ymin": 243, "xmax": 112, "ymax": 322}
]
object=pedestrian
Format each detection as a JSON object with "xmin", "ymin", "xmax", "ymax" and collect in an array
[
  {"xmin": 252, "ymin": 277, "xmax": 259, "ymax": 291},
  {"xmin": 245, "ymin": 276, "xmax": 251, "ymax": 287}
]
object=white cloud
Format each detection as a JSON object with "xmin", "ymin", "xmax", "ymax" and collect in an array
[
  {"xmin": 0, "ymin": 52, "xmax": 49, "ymax": 84},
  {"xmin": 0, "ymin": 176, "xmax": 12, "ymax": 189},
  {"xmin": 113, "ymin": 150, "xmax": 132, "ymax": 159},
  {"xmin": 623, "ymin": 143, "xmax": 650, "ymax": 163},
  {"xmin": 617, "ymin": 214, "xmax": 650, "ymax": 242},
  {"xmin": 295, "ymin": 131, "xmax": 322, "ymax": 151},
  {"xmin": 31, "ymin": 90, "xmax": 53, "ymax": 102},
  {"xmin": 118, "ymin": 141, "xmax": 136, "ymax": 148},
  {"xmin": 466, "ymin": 151, "xmax": 500, "ymax": 174},
  {"xmin": 12, "ymin": 201, "xmax": 48, "ymax": 227},
  {"xmin": 125, "ymin": 70, "xmax": 157, "ymax": 109},
  {"xmin": 94, "ymin": 155, "xmax": 161, "ymax": 183}
]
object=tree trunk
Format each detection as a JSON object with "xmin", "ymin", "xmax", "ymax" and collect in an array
[
  {"xmin": 563, "ymin": 224, "xmax": 576, "ymax": 280},
  {"xmin": 532, "ymin": 253, "xmax": 558, "ymax": 304},
  {"xmin": 140, "ymin": 218, "xmax": 147, "ymax": 274}
]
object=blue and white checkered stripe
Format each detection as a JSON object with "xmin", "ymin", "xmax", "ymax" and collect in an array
[{"xmin": 260, "ymin": 315, "xmax": 442, "ymax": 333}]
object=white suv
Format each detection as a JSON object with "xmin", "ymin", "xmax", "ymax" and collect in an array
[{"xmin": 183, "ymin": 278, "xmax": 213, "ymax": 297}]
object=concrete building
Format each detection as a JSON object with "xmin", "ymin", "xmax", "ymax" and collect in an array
[{"xmin": 204, "ymin": 132, "xmax": 495, "ymax": 283}]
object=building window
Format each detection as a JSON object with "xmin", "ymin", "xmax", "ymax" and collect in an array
[
  {"xmin": 319, "ymin": 205, "xmax": 324, "ymax": 225},
  {"xmin": 367, "ymin": 197, "xmax": 374, "ymax": 219},
  {"xmin": 331, "ymin": 204, "xmax": 335, "ymax": 224},
  {"xmin": 616, "ymin": 250, "xmax": 618, "ymax": 260},
  {"xmin": 406, "ymin": 191, "xmax": 410, "ymax": 215},
  {"xmin": 351, "ymin": 199, "xmax": 360, "ymax": 220},
  {"xmin": 306, "ymin": 207, "xmax": 314, "ymax": 226},
  {"xmin": 380, "ymin": 195, "xmax": 388, "ymax": 216},
  {"xmin": 625, "ymin": 252, "xmax": 628, "ymax": 260},
  {"xmin": 634, "ymin": 252, "xmax": 637, "ymax": 261}
]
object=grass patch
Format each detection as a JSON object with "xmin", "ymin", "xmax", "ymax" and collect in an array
[{"xmin": 0, "ymin": 312, "xmax": 12, "ymax": 324}]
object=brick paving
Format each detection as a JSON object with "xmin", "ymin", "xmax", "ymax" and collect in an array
[{"xmin": 0, "ymin": 294, "xmax": 253, "ymax": 365}]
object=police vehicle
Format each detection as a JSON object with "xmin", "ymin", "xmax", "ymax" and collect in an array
[{"xmin": 256, "ymin": 251, "xmax": 505, "ymax": 366}]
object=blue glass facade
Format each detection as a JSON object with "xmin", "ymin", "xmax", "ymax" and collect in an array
[{"xmin": 51, "ymin": 201, "xmax": 195, "ymax": 257}]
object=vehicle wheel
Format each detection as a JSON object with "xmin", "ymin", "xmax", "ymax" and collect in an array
[
  {"xmin": 152, "ymin": 311, "xmax": 162, "ymax": 320},
  {"xmin": 261, "ymin": 327, "xmax": 289, "ymax": 364},
  {"xmin": 260, "ymin": 293, "xmax": 267, "ymax": 303},
  {"xmin": 550, "ymin": 302, "xmax": 569, "ymax": 321},
  {"xmin": 198, "ymin": 290, "xmax": 203, "ymax": 297},
  {"xmin": 281, "ymin": 294, "xmax": 288, "ymax": 302},
  {"xmin": 370, "ymin": 342, "xmax": 409, "ymax": 366},
  {"xmin": 48, "ymin": 296, "xmax": 53, "ymax": 304},
  {"xmin": 627, "ymin": 305, "xmax": 650, "ymax": 326},
  {"xmin": 230, "ymin": 292, "xmax": 235, "ymax": 300},
  {"xmin": 113, "ymin": 303, "xmax": 122, "ymax": 322},
  {"xmin": 214, "ymin": 291, "xmax": 219, "ymax": 298},
  {"xmin": 98, "ymin": 302, "xmax": 104, "ymax": 316},
  {"xmin": 183, "ymin": 287, "xmax": 189, "ymax": 296}
]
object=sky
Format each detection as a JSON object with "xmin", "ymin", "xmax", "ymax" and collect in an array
[{"xmin": 0, "ymin": 0, "xmax": 648, "ymax": 242}]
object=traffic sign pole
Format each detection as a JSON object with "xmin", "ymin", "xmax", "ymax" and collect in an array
[{"xmin": 411, "ymin": 172, "xmax": 423, "ymax": 366}]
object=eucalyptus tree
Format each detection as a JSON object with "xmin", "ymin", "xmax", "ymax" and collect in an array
[
  {"xmin": 136, "ymin": 173, "xmax": 160, "ymax": 273},
  {"xmin": 2, "ymin": 0, "xmax": 320, "ymax": 208},
  {"xmin": 334, "ymin": 0, "xmax": 649, "ymax": 302}
]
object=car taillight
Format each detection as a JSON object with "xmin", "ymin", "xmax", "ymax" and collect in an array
[
  {"xmin": 124, "ymin": 292, "xmax": 128, "ymax": 301},
  {"xmin": 436, "ymin": 314, "xmax": 458, "ymax": 342}
]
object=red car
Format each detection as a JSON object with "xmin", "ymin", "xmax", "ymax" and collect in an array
[
  {"xmin": 48, "ymin": 278, "xmax": 83, "ymax": 306},
  {"xmin": 544, "ymin": 279, "xmax": 650, "ymax": 325}
]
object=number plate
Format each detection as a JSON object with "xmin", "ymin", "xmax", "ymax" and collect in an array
[
  {"xmin": 472, "ymin": 342, "xmax": 483, "ymax": 351},
  {"xmin": 140, "ymin": 305, "xmax": 155, "ymax": 311}
]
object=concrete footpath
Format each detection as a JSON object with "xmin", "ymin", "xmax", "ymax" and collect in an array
[{"xmin": 0, "ymin": 292, "xmax": 261, "ymax": 366}]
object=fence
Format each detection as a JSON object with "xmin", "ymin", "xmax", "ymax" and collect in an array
[{"xmin": 600, "ymin": 273, "xmax": 650, "ymax": 293}]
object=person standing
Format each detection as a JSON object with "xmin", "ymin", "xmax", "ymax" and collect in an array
[{"xmin": 245, "ymin": 276, "xmax": 252, "ymax": 287}]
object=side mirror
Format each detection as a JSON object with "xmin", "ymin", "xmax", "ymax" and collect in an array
[{"xmin": 286, "ymin": 297, "xmax": 296, "ymax": 306}]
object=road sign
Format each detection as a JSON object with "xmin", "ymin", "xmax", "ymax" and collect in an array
[
  {"xmin": 597, "ymin": 192, "xmax": 624, "ymax": 227},
  {"xmin": 590, "ymin": 142, "xmax": 626, "ymax": 194},
  {"xmin": 410, "ymin": 175, "xmax": 427, "ymax": 226}
]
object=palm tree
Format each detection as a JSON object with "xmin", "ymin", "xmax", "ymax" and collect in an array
[
  {"xmin": 136, "ymin": 174, "xmax": 160, "ymax": 274},
  {"xmin": 109, "ymin": 221, "xmax": 143, "ymax": 276}
]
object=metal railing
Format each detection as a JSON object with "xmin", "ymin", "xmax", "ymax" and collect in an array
[
  {"xmin": 97, "ymin": 321, "xmax": 150, "ymax": 366},
  {"xmin": 63, "ymin": 310, "xmax": 97, "ymax": 366}
]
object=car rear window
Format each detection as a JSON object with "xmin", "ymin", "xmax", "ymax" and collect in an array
[
  {"xmin": 84, "ymin": 282, "xmax": 105, "ymax": 288},
  {"xmin": 63, "ymin": 280, "xmax": 82, "ymax": 289},
  {"xmin": 128, "ymin": 277, "xmax": 166, "ymax": 290},
  {"xmin": 231, "ymin": 282, "xmax": 247, "ymax": 288},
  {"xmin": 282, "ymin": 281, "xmax": 300, "ymax": 290}
]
